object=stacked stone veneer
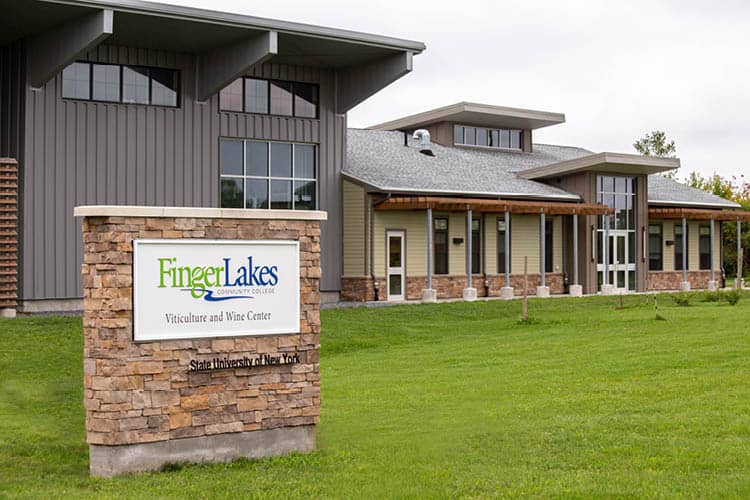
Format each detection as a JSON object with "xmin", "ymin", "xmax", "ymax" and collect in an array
[
  {"xmin": 81, "ymin": 213, "xmax": 320, "ymax": 474},
  {"xmin": 341, "ymin": 273, "xmax": 565, "ymax": 301},
  {"xmin": 648, "ymin": 270, "xmax": 717, "ymax": 291}
]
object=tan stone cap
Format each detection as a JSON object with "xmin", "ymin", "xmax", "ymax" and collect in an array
[{"xmin": 74, "ymin": 205, "xmax": 328, "ymax": 221}]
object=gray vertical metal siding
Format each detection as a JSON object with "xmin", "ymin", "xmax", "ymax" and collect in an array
[{"xmin": 21, "ymin": 43, "xmax": 344, "ymax": 300}]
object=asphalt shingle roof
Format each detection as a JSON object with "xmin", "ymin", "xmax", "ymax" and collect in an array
[
  {"xmin": 345, "ymin": 129, "xmax": 740, "ymax": 209},
  {"xmin": 345, "ymin": 129, "xmax": 591, "ymax": 200},
  {"xmin": 647, "ymin": 174, "xmax": 740, "ymax": 208}
]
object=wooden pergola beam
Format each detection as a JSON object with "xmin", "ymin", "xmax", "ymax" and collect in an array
[
  {"xmin": 374, "ymin": 196, "xmax": 613, "ymax": 215},
  {"xmin": 649, "ymin": 207, "xmax": 750, "ymax": 221}
]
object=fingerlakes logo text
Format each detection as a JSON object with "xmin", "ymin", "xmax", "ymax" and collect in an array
[{"xmin": 158, "ymin": 256, "xmax": 279, "ymax": 301}]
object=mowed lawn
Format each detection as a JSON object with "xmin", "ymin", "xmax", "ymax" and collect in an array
[{"xmin": 1, "ymin": 293, "xmax": 750, "ymax": 498}]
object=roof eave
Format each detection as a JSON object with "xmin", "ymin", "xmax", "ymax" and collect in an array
[
  {"xmin": 648, "ymin": 199, "xmax": 741, "ymax": 210},
  {"xmin": 39, "ymin": 0, "xmax": 426, "ymax": 52},
  {"xmin": 518, "ymin": 152, "xmax": 680, "ymax": 180},
  {"xmin": 341, "ymin": 172, "xmax": 582, "ymax": 202}
]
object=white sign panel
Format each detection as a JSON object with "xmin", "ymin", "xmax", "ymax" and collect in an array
[{"xmin": 133, "ymin": 239, "xmax": 300, "ymax": 341}]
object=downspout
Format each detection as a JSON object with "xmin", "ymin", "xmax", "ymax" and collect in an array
[{"xmin": 370, "ymin": 193, "xmax": 391, "ymax": 301}]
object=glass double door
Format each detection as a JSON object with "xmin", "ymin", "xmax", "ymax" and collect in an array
[{"xmin": 597, "ymin": 230, "xmax": 636, "ymax": 291}]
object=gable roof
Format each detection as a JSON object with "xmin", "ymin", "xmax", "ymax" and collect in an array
[
  {"xmin": 344, "ymin": 129, "xmax": 588, "ymax": 201},
  {"xmin": 647, "ymin": 174, "xmax": 741, "ymax": 209}
]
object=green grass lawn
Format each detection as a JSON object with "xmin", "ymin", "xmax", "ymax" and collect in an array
[{"xmin": 1, "ymin": 292, "xmax": 750, "ymax": 498}]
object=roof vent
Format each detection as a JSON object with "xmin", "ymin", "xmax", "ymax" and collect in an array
[{"xmin": 413, "ymin": 129, "xmax": 434, "ymax": 157}]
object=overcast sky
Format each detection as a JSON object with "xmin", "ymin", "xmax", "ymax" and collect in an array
[{"xmin": 174, "ymin": 0, "xmax": 749, "ymax": 181}]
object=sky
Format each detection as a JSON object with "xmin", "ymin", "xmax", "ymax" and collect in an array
[{"xmin": 171, "ymin": 0, "xmax": 749, "ymax": 181}]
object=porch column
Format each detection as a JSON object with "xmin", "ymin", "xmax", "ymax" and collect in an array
[
  {"xmin": 601, "ymin": 214, "xmax": 614, "ymax": 295},
  {"xmin": 680, "ymin": 217, "xmax": 690, "ymax": 291},
  {"xmin": 537, "ymin": 212, "xmax": 550, "ymax": 297},
  {"xmin": 737, "ymin": 219, "xmax": 744, "ymax": 289},
  {"xmin": 708, "ymin": 218, "xmax": 718, "ymax": 291},
  {"xmin": 500, "ymin": 209, "xmax": 514, "ymax": 299},
  {"xmin": 421, "ymin": 207, "xmax": 437, "ymax": 302},
  {"xmin": 463, "ymin": 208, "xmax": 477, "ymax": 301},
  {"xmin": 570, "ymin": 212, "xmax": 583, "ymax": 297}
]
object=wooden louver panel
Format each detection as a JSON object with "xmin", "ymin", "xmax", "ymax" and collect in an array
[{"xmin": 0, "ymin": 159, "xmax": 18, "ymax": 310}]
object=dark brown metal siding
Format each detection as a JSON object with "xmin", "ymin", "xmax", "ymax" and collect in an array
[{"xmin": 21, "ymin": 44, "xmax": 344, "ymax": 300}]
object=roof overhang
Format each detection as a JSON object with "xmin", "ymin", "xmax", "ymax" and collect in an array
[
  {"xmin": 648, "ymin": 199, "xmax": 741, "ymax": 210},
  {"xmin": 518, "ymin": 152, "xmax": 680, "ymax": 180},
  {"xmin": 2, "ymin": 0, "xmax": 424, "ymax": 109},
  {"xmin": 342, "ymin": 172, "xmax": 582, "ymax": 202},
  {"xmin": 374, "ymin": 196, "xmax": 613, "ymax": 215},
  {"xmin": 648, "ymin": 206, "xmax": 750, "ymax": 221},
  {"xmin": 369, "ymin": 102, "xmax": 565, "ymax": 131}
]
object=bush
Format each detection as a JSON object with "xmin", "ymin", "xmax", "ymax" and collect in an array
[
  {"xmin": 724, "ymin": 289, "xmax": 741, "ymax": 306},
  {"xmin": 702, "ymin": 291, "xmax": 721, "ymax": 302},
  {"xmin": 671, "ymin": 292, "xmax": 692, "ymax": 307}
]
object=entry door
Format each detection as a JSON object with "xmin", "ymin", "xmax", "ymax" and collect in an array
[
  {"xmin": 597, "ymin": 231, "xmax": 636, "ymax": 291},
  {"xmin": 387, "ymin": 231, "xmax": 405, "ymax": 301}
]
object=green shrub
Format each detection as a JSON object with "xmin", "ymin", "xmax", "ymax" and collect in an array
[
  {"xmin": 671, "ymin": 292, "xmax": 692, "ymax": 307},
  {"xmin": 724, "ymin": 289, "xmax": 741, "ymax": 306},
  {"xmin": 702, "ymin": 291, "xmax": 721, "ymax": 302}
]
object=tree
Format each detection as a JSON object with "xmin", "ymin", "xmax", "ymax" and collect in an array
[
  {"xmin": 633, "ymin": 130, "xmax": 677, "ymax": 158},
  {"xmin": 686, "ymin": 172, "xmax": 749, "ymax": 279},
  {"xmin": 634, "ymin": 130, "xmax": 678, "ymax": 179}
]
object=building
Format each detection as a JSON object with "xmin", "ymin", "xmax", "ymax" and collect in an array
[
  {"xmin": 0, "ymin": 1, "xmax": 747, "ymax": 315},
  {"xmin": 340, "ymin": 103, "xmax": 749, "ymax": 301},
  {"xmin": 0, "ymin": 0, "xmax": 424, "ymax": 313}
]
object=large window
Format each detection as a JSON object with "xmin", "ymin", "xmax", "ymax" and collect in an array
[
  {"xmin": 62, "ymin": 62, "xmax": 179, "ymax": 107},
  {"xmin": 545, "ymin": 220, "xmax": 553, "ymax": 273},
  {"xmin": 497, "ymin": 218, "xmax": 510, "ymax": 274},
  {"xmin": 220, "ymin": 139, "xmax": 317, "ymax": 210},
  {"xmin": 648, "ymin": 224, "xmax": 663, "ymax": 271},
  {"xmin": 596, "ymin": 176, "xmax": 637, "ymax": 290},
  {"xmin": 220, "ymin": 77, "xmax": 319, "ymax": 118},
  {"xmin": 699, "ymin": 224, "xmax": 711, "ymax": 270},
  {"xmin": 454, "ymin": 124, "xmax": 522, "ymax": 150},
  {"xmin": 674, "ymin": 223, "xmax": 688, "ymax": 271},
  {"xmin": 434, "ymin": 218, "xmax": 449, "ymax": 275},
  {"xmin": 471, "ymin": 218, "xmax": 481, "ymax": 274}
]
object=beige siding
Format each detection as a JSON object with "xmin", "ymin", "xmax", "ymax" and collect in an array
[
  {"xmin": 662, "ymin": 220, "xmax": 674, "ymax": 271},
  {"xmin": 373, "ymin": 210, "xmax": 428, "ymax": 277},
  {"xmin": 342, "ymin": 181, "xmax": 366, "ymax": 276},
  {"xmin": 511, "ymin": 215, "xmax": 541, "ymax": 273},
  {"xmin": 714, "ymin": 220, "xmax": 722, "ymax": 270},
  {"xmin": 485, "ymin": 213, "xmax": 499, "ymax": 273},
  {"xmin": 553, "ymin": 216, "xmax": 563, "ymax": 273},
  {"xmin": 447, "ymin": 212, "xmax": 466, "ymax": 275}
]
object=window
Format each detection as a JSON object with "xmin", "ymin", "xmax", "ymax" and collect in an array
[
  {"xmin": 434, "ymin": 218, "xmax": 449, "ymax": 275},
  {"xmin": 497, "ymin": 218, "xmax": 510, "ymax": 274},
  {"xmin": 699, "ymin": 224, "xmax": 711, "ymax": 270},
  {"xmin": 648, "ymin": 224, "xmax": 663, "ymax": 271},
  {"xmin": 545, "ymin": 220, "xmax": 553, "ymax": 273},
  {"xmin": 62, "ymin": 62, "xmax": 91, "ymax": 99},
  {"xmin": 674, "ymin": 223, "xmax": 688, "ymax": 271},
  {"xmin": 220, "ymin": 77, "xmax": 319, "ymax": 118},
  {"xmin": 220, "ymin": 139, "xmax": 317, "ymax": 210},
  {"xmin": 471, "ymin": 219, "xmax": 481, "ymax": 274},
  {"xmin": 453, "ymin": 125, "xmax": 523, "ymax": 150},
  {"xmin": 92, "ymin": 64, "xmax": 120, "ymax": 102},
  {"xmin": 62, "ymin": 62, "xmax": 179, "ymax": 107}
]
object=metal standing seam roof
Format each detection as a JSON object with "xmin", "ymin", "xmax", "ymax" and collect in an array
[{"xmin": 345, "ymin": 129, "xmax": 741, "ymax": 209}]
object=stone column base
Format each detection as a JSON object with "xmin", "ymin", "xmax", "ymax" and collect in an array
[
  {"xmin": 735, "ymin": 279, "xmax": 745, "ymax": 290},
  {"xmin": 707, "ymin": 280, "xmax": 718, "ymax": 291},
  {"xmin": 569, "ymin": 284, "xmax": 583, "ymax": 297},
  {"xmin": 680, "ymin": 281, "xmax": 691, "ymax": 291},
  {"xmin": 500, "ymin": 287, "xmax": 514, "ymax": 299},
  {"xmin": 0, "ymin": 308, "xmax": 16, "ymax": 319},
  {"xmin": 601, "ymin": 284, "xmax": 615, "ymax": 296},
  {"xmin": 536, "ymin": 286, "xmax": 550, "ymax": 298},
  {"xmin": 421, "ymin": 288, "xmax": 437, "ymax": 303},
  {"xmin": 89, "ymin": 426, "xmax": 315, "ymax": 477},
  {"xmin": 462, "ymin": 287, "xmax": 477, "ymax": 301}
]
